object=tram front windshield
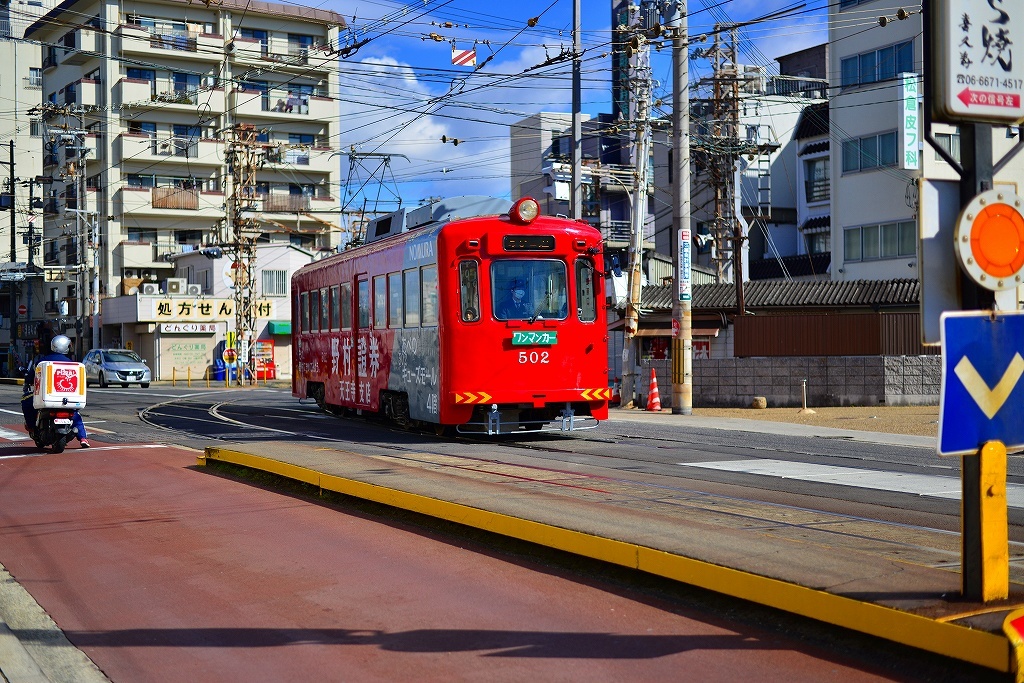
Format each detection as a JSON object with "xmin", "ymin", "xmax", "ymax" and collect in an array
[{"xmin": 492, "ymin": 260, "xmax": 567, "ymax": 321}]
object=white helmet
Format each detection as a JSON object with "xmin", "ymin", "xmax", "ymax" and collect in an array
[{"xmin": 51, "ymin": 335, "xmax": 71, "ymax": 354}]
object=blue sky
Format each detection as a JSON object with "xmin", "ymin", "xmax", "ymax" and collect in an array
[{"xmin": 312, "ymin": 0, "xmax": 830, "ymax": 211}]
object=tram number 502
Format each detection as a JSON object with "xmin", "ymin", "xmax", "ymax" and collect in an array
[{"xmin": 518, "ymin": 350, "xmax": 550, "ymax": 364}]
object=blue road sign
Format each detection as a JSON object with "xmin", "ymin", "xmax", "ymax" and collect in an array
[{"xmin": 939, "ymin": 310, "xmax": 1024, "ymax": 456}]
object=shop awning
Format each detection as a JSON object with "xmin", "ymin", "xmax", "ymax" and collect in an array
[{"xmin": 268, "ymin": 320, "xmax": 291, "ymax": 335}]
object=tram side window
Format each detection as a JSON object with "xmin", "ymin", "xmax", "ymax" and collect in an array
[
  {"xmin": 340, "ymin": 282, "xmax": 352, "ymax": 329},
  {"xmin": 388, "ymin": 272, "xmax": 402, "ymax": 328},
  {"xmin": 357, "ymin": 278, "xmax": 370, "ymax": 328},
  {"xmin": 309, "ymin": 289, "xmax": 320, "ymax": 331},
  {"xmin": 373, "ymin": 275, "xmax": 386, "ymax": 330},
  {"xmin": 329, "ymin": 285, "xmax": 339, "ymax": 330},
  {"xmin": 421, "ymin": 266, "xmax": 438, "ymax": 326},
  {"xmin": 404, "ymin": 269, "xmax": 420, "ymax": 327},
  {"xmin": 459, "ymin": 261, "xmax": 479, "ymax": 322},
  {"xmin": 300, "ymin": 291, "xmax": 309, "ymax": 332},
  {"xmin": 575, "ymin": 258, "xmax": 597, "ymax": 322},
  {"xmin": 320, "ymin": 288, "xmax": 329, "ymax": 332}
]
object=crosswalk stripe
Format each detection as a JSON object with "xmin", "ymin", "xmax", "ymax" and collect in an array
[
  {"xmin": 0, "ymin": 426, "xmax": 29, "ymax": 441},
  {"xmin": 678, "ymin": 458, "xmax": 1024, "ymax": 509}
]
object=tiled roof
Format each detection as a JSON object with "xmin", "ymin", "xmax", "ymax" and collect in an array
[
  {"xmin": 794, "ymin": 102, "xmax": 829, "ymax": 140},
  {"xmin": 799, "ymin": 215, "xmax": 831, "ymax": 232},
  {"xmin": 749, "ymin": 252, "xmax": 831, "ymax": 280},
  {"xmin": 800, "ymin": 140, "xmax": 830, "ymax": 156},
  {"xmin": 640, "ymin": 278, "xmax": 920, "ymax": 311}
]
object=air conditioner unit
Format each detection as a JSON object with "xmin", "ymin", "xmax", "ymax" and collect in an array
[
  {"xmin": 164, "ymin": 277, "xmax": 186, "ymax": 295},
  {"xmin": 141, "ymin": 269, "xmax": 157, "ymax": 281},
  {"xmin": 140, "ymin": 282, "xmax": 161, "ymax": 296},
  {"xmin": 185, "ymin": 283, "xmax": 202, "ymax": 296},
  {"xmin": 123, "ymin": 268, "xmax": 138, "ymax": 279}
]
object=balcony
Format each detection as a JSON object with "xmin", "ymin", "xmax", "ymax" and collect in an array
[
  {"xmin": 63, "ymin": 29, "xmax": 103, "ymax": 64},
  {"xmin": 153, "ymin": 186, "xmax": 198, "ymax": 210},
  {"xmin": 114, "ymin": 241, "xmax": 163, "ymax": 270},
  {"xmin": 118, "ymin": 24, "xmax": 221, "ymax": 63},
  {"xmin": 230, "ymin": 37, "xmax": 333, "ymax": 75},
  {"xmin": 118, "ymin": 187, "xmax": 224, "ymax": 220},
  {"xmin": 115, "ymin": 134, "xmax": 222, "ymax": 166},
  {"xmin": 115, "ymin": 77, "xmax": 154, "ymax": 107},
  {"xmin": 261, "ymin": 194, "xmax": 310, "ymax": 213},
  {"xmin": 23, "ymin": 74, "xmax": 42, "ymax": 89},
  {"xmin": 72, "ymin": 79, "xmax": 102, "ymax": 108},
  {"xmin": 232, "ymin": 89, "xmax": 334, "ymax": 121},
  {"xmin": 263, "ymin": 147, "xmax": 337, "ymax": 175},
  {"xmin": 804, "ymin": 177, "xmax": 830, "ymax": 203}
]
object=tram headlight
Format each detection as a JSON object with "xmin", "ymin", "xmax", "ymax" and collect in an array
[{"xmin": 509, "ymin": 197, "xmax": 540, "ymax": 225}]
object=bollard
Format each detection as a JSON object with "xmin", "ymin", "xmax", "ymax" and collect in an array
[
  {"xmin": 187, "ymin": 366, "xmax": 192, "ymax": 388},
  {"xmin": 798, "ymin": 378, "xmax": 816, "ymax": 415},
  {"xmin": 171, "ymin": 367, "xmax": 176, "ymax": 388}
]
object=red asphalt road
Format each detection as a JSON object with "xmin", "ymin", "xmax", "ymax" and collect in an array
[{"xmin": 0, "ymin": 442, "xmax": 897, "ymax": 682}]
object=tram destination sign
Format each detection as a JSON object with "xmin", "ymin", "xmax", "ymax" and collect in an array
[
  {"xmin": 931, "ymin": 0, "xmax": 1024, "ymax": 124},
  {"xmin": 511, "ymin": 331, "xmax": 557, "ymax": 345}
]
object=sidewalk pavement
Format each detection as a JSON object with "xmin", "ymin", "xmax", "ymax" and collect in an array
[{"xmin": 1, "ymin": 407, "xmax": 1018, "ymax": 681}]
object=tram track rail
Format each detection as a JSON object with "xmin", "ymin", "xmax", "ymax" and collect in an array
[{"xmin": 133, "ymin": 390, "xmax": 1024, "ymax": 572}]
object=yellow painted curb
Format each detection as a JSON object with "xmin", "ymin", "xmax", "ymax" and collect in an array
[{"xmin": 201, "ymin": 447, "xmax": 1011, "ymax": 672}]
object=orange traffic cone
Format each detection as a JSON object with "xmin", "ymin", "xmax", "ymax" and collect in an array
[
  {"xmin": 646, "ymin": 368, "xmax": 661, "ymax": 411},
  {"xmin": 611, "ymin": 377, "xmax": 621, "ymax": 406}
]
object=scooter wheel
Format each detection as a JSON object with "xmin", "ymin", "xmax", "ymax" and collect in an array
[{"xmin": 51, "ymin": 437, "xmax": 66, "ymax": 454}]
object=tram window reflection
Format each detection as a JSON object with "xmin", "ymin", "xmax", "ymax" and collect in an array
[{"xmin": 492, "ymin": 260, "xmax": 567, "ymax": 321}]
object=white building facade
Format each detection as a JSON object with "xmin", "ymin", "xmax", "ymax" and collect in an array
[
  {"xmin": 829, "ymin": 0, "xmax": 1024, "ymax": 282},
  {"xmin": 25, "ymin": 0, "xmax": 344, "ymax": 365}
]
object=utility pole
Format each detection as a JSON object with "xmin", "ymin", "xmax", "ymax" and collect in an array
[
  {"xmin": 621, "ymin": 5, "xmax": 654, "ymax": 407},
  {"xmin": 663, "ymin": 0, "xmax": 692, "ymax": 415},
  {"xmin": 226, "ymin": 123, "xmax": 261, "ymax": 385},
  {"xmin": 5, "ymin": 141, "xmax": 16, "ymax": 372},
  {"xmin": 570, "ymin": 0, "xmax": 583, "ymax": 219}
]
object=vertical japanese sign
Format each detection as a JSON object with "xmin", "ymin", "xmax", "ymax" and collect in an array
[
  {"xmin": 932, "ymin": 0, "xmax": 1024, "ymax": 124},
  {"xmin": 900, "ymin": 73, "xmax": 920, "ymax": 170},
  {"xmin": 678, "ymin": 227, "xmax": 691, "ymax": 302}
]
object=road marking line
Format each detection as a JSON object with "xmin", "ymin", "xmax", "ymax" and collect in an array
[
  {"xmin": 954, "ymin": 353, "xmax": 1024, "ymax": 419},
  {"xmin": 678, "ymin": 458, "xmax": 1024, "ymax": 508},
  {"xmin": 0, "ymin": 427, "xmax": 29, "ymax": 441},
  {"xmin": 0, "ymin": 444, "xmax": 166, "ymax": 459}
]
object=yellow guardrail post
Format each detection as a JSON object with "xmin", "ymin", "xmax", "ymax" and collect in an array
[
  {"xmin": 171, "ymin": 367, "xmax": 176, "ymax": 387},
  {"xmin": 187, "ymin": 366, "xmax": 192, "ymax": 389}
]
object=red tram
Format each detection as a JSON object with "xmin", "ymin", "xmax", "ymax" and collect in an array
[{"xmin": 291, "ymin": 196, "xmax": 610, "ymax": 434}]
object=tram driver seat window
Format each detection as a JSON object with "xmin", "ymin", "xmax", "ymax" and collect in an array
[
  {"xmin": 492, "ymin": 260, "xmax": 568, "ymax": 321},
  {"xmin": 458, "ymin": 261, "xmax": 479, "ymax": 322}
]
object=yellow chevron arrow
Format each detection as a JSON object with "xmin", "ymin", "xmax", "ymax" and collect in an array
[{"xmin": 954, "ymin": 353, "xmax": 1024, "ymax": 419}]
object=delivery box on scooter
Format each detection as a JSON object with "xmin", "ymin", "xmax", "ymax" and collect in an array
[{"xmin": 32, "ymin": 361, "xmax": 87, "ymax": 409}]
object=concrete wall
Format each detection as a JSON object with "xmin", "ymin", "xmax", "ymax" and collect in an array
[{"xmin": 637, "ymin": 355, "xmax": 940, "ymax": 409}]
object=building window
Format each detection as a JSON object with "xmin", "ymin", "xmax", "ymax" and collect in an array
[
  {"xmin": 127, "ymin": 228, "xmax": 157, "ymax": 243},
  {"xmin": 806, "ymin": 232, "xmax": 830, "ymax": 255},
  {"xmin": 28, "ymin": 67, "xmax": 42, "ymax": 87},
  {"xmin": 844, "ymin": 221, "xmax": 916, "ymax": 262},
  {"xmin": 842, "ymin": 132, "xmax": 897, "ymax": 173},
  {"xmin": 934, "ymin": 131, "xmax": 961, "ymax": 162},
  {"xmin": 261, "ymin": 269, "xmax": 287, "ymax": 297},
  {"xmin": 803, "ymin": 157, "xmax": 829, "ymax": 202},
  {"xmin": 29, "ymin": 120, "xmax": 42, "ymax": 137},
  {"xmin": 840, "ymin": 41, "xmax": 913, "ymax": 88}
]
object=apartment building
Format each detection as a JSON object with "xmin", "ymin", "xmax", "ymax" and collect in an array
[
  {"xmin": 829, "ymin": 0, "xmax": 1023, "ymax": 283},
  {"xmin": 24, "ymin": 0, "xmax": 344, "ymax": 360},
  {"xmin": 0, "ymin": 0, "xmax": 59, "ymax": 374}
]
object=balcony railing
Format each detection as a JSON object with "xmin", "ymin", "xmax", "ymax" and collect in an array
[
  {"xmin": 262, "ymin": 194, "xmax": 310, "ymax": 212},
  {"xmin": 150, "ymin": 30, "xmax": 198, "ymax": 52},
  {"xmin": 804, "ymin": 177, "xmax": 830, "ymax": 203},
  {"xmin": 602, "ymin": 220, "xmax": 631, "ymax": 242},
  {"xmin": 152, "ymin": 186, "xmax": 199, "ymax": 210},
  {"xmin": 24, "ymin": 74, "xmax": 42, "ymax": 89}
]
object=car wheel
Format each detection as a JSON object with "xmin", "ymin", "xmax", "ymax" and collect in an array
[
  {"xmin": 141, "ymin": 383, "xmax": 150, "ymax": 388},
  {"xmin": 99, "ymin": 373, "xmax": 107, "ymax": 388}
]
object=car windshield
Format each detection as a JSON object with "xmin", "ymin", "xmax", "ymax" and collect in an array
[{"xmin": 103, "ymin": 351, "xmax": 143, "ymax": 363}]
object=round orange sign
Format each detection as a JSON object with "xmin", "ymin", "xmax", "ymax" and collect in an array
[{"xmin": 955, "ymin": 189, "xmax": 1024, "ymax": 290}]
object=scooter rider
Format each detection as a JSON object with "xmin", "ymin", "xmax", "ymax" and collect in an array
[{"xmin": 21, "ymin": 334, "xmax": 90, "ymax": 448}]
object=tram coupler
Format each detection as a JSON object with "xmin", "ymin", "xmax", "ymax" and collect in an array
[
  {"xmin": 559, "ymin": 403, "xmax": 576, "ymax": 431},
  {"xmin": 487, "ymin": 404, "xmax": 501, "ymax": 435}
]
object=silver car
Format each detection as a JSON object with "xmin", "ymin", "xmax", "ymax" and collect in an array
[{"xmin": 83, "ymin": 349, "xmax": 152, "ymax": 388}]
